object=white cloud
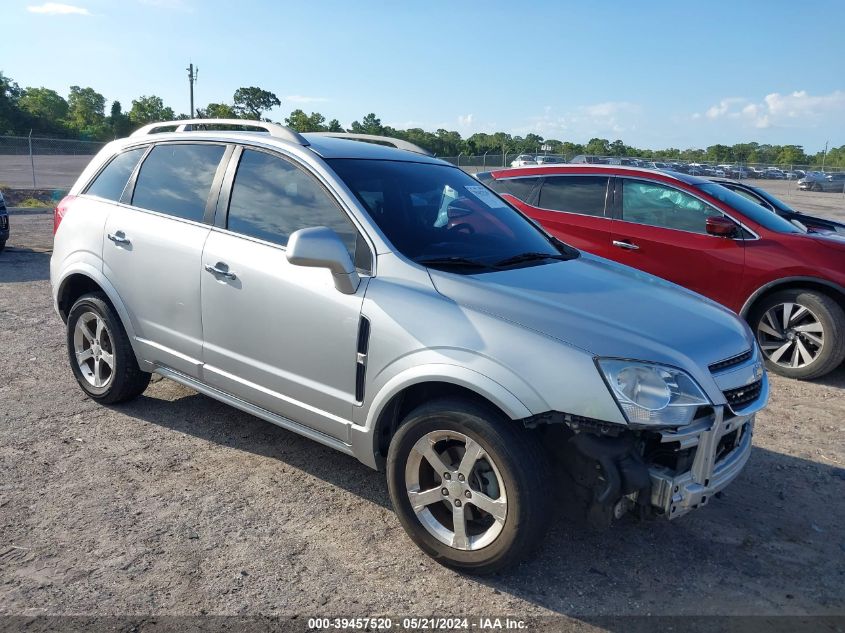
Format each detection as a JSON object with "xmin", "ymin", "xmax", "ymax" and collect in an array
[
  {"xmin": 27, "ymin": 2, "xmax": 89, "ymax": 15},
  {"xmin": 458, "ymin": 113, "xmax": 473, "ymax": 127},
  {"xmin": 285, "ymin": 95, "xmax": 329, "ymax": 104},
  {"xmin": 699, "ymin": 90, "xmax": 845, "ymax": 129},
  {"xmin": 522, "ymin": 101, "xmax": 641, "ymax": 138}
]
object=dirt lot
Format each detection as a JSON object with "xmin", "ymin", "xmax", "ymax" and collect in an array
[{"xmin": 1, "ymin": 214, "xmax": 843, "ymax": 624}]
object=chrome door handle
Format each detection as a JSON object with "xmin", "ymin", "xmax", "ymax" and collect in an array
[
  {"xmin": 107, "ymin": 232, "xmax": 130, "ymax": 245},
  {"xmin": 204, "ymin": 263, "xmax": 237, "ymax": 280},
  {"xmin": 612, "ymin": 240, "xmax": 639, "ymax": 251}
]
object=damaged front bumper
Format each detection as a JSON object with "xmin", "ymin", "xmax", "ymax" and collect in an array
[{"xmin": 648, "ymin": 406, "xmax": 754, "ymax": 519}]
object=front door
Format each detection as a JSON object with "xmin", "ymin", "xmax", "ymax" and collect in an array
[
  {"xmin": 609, "ymin": 178, "xmax": 746, "ymax": 309},
  {"xmin": 200, "ymin": 148, "xmax": 370, "ymax": 441}
]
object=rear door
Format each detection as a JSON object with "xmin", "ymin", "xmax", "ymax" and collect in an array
[
  {"xmin": 102, "ymin": 142, "xmax": 230, "ymax": 376},
  {"xmin": 199, "ymin": 147, "xmax": 371, "ymax": 441},
  {"xmin": 609, "ymin": 177, "xmax": 746, "ymax": 308}
]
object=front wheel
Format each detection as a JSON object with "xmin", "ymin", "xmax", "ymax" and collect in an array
[
  {"xmin": 751, "ymin": 289, "xmax": 845, "ymax": 380},
  {"xmin": 387, "ymin": 398, "xmax": 551, "ymax": 574}
]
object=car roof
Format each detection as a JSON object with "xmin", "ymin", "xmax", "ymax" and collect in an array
[
  {"xmin": 301, "ymin": 134, "xmax": 447, "ymax": 164},
  {"xmin": 487, "ymin": 163, "xmax": 711, "ymax": 185}
]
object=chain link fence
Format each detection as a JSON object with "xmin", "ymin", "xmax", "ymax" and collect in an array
[{"xmin": 0, "ymin": 135, "xmax": 106, "ymax": 189}]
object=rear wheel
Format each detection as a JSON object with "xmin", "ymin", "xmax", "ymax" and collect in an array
[
  {"xmin": 751, "ymin": 289, "xmax": 845, "ymax": 380},
  {"xmin": 0, "ymin": 240, "xmax": 5, "ymax": 253},
  {"xmin": 387, "ymin": 398, "xmax": 550, "ymax": 574},
  {"xmin": 66, "ymin": 292, "xmax": 151, "ymax": 403}
]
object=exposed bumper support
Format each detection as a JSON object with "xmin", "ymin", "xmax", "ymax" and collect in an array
[{"xmin": 649, "ymin": 406, "xmax": 754, "ymax": 519}]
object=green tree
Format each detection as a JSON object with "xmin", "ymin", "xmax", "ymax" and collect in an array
[
  {"xmin": 284, "ymin": 109, "xmax": 327, "ymax": 132},
  {"xmin": 775, "ymin": 145, "xmax": 807, "ymax": 166},
  {"xmin": 19, "ymin": 87, "xmax": 68, "ymax": 123},
  {"xmin": 233, "ymin": 87, "xmax": 280, "ymax": 120},
  {"xmin": 326, "ymin": 118, "xmax": 343, "ymax": 132},
  {"xmin": 109, "ymin": 101, "xmax": 132, "ymax": 138},
  {"xmin": 0, "ymin": 71, "xmax": 24, "ymax": 134},
  {"xmin": 128, "ymin": 95, "xmax": 175, "ymax": 126},
  {"xmin": 585, "ymin": 138, "xmax": 610, "ymax": 155},
  {"xmin": 349, "ymin": 113, "xmax": 384, "ymax": 135},
  {"xmin": 198, "ymin": 102, "xmax": 238, "ymax": 119},
  {"xmin": 66, "ymin": 85, "xmax": 106, "ymax": 137}
]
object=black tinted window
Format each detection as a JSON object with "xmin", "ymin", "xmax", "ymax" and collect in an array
[
  {"xmin": 132, "ymin": 144, "xmax": 225, "ymax": 221},
  {"xmin": 489, "ymin": 177, "xmax": 538, "ymax": 202},
  {"xmin": 539, "ymin": 176, "xmax": 608, "ymax": 216},
  {"xmin": 86, "ymin": 148, "xmax": 146, "ymax": 201},
  {"xmin": 622, "ymin": 180, "xmax": 721, "ymax": 233},
  {"xmin": 227, "ymin": 149, "xmax": 358, "ymax": 253}
]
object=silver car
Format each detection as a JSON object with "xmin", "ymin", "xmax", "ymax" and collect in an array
[{"xmin": 50, "ymin": 119, "xmax": 768, "ymax": 573}]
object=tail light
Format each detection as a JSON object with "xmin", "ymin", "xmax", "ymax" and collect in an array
[{"xmin": 54, "ymin": 195, "xmax": 76, "ymax": 235}]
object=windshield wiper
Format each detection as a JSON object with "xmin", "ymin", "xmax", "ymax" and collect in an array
[
  {"xmin": 493, "ymin": 251, "xmax": 570, "ymax": 268},
  {"xmin": 415, "ymin": 256, "xmax": 499, "ymax": 271}
]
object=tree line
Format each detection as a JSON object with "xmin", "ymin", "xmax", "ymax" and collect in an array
[{"xmin": 1, "ymin": 70, "xmax": 841, "ymax": 167}]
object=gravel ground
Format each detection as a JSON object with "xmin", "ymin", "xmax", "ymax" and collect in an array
[{"xmin": 1, "ymin": 214, "xmax": 843, "ymax": 624}]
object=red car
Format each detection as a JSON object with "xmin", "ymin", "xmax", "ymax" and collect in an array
[{"xmin": 478, "ymin": 165, "xmax": 845, "ymax": 380}]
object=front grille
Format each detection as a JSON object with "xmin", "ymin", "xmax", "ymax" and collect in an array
[
  {"xmin": 723, "ymin": 379, "xmax": 762, "ymax": 410},
  {"xmin": 709, "ymin": 349, "xmax": 753, "ymax": 373}
]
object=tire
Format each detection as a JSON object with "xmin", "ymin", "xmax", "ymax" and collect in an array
[
  {"xmin": 66, "ymin": 292, "xmax": 151, "ymax": 403},
  {"xmin": 812, "ymin": 183, "xmax": 822, "ymax": 192},
  {"xmin": 750, "ymin": 289, "xmax": 845, "ymax": 380},
  {"xmin": 0, "ymin": 240, "xmax": 5, "ymax": 254},
  {"xmin": 386, "ymin": 397, "xmax": 551, "ymax": 574}
]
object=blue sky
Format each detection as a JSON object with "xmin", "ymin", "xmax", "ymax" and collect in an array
[{"xmin": 4, "ymin": 0, "xmax": 845, "ymax": 151}]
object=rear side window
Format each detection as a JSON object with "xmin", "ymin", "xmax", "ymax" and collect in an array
[
  {"xmin": 489, "ymin": 177, "xmax": 539, "ymax": 202},
  {"xmin": 132, "ymin": 144, "xmax": 225, "ymax": 222},
  {"xmin": 227, "ymin": 149, "xmax": 359, "ymax": 254},
  {"xmin": 85, "ymin": 148, "xmax": 146, "ymax": 201},
  {"xmin": 538, "ymin": 176, "xmax": 609, "ymax": 217}
]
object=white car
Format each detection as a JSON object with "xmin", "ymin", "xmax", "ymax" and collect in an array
[{"xmin": 510, "ymin": 154, "xmax": 536, "ymax": 167}]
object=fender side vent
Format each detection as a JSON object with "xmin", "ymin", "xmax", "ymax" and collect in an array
[{"xmin": 355, "ymin": 317, "xmax": 371, "ymax": 403}]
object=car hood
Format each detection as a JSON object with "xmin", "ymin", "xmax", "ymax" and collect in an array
[{"xmin": 429, "ymin": 253, "xmax": 754, "ymax": 398}]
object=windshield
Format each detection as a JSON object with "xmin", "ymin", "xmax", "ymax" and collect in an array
[
  {"xmin": 328, "ymin": 159, "xmax": 570, "ymax": 270},
  {"xmin": 695, "ymin": 182, "xmax": 804, "ymax": 234}
]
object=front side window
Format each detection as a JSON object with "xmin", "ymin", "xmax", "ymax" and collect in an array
[
  {"xmin": 85, "ymin": 147, "xmax": 146, "ymax": 201},
  {"xmin": 132, "ymin": 143, "xmax": 226, "ymax": 222},
  {"xmin": 227, "ymin": 149, "xmax": 359, "ymax": 255},
  {"xmin": 621, "ymin": 180, "xmax": 721, "ymax": 234},
  {"xmin": 538, "ymin": 176, "xmax": 609, "ymax": 217},
  {"xmin": 328, "ymin": 159, "xmax": 572, "ymax": 271}
]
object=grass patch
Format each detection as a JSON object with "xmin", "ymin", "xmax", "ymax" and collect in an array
[{"xmin": 18, "ymin": 197, "xmax": 52, "ymax": 208}]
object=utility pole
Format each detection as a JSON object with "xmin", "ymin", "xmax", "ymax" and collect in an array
[
  {"xmin": 187, "ymin": 63, "xmax": 198, "ymax": 117},
  {"xmin": 821, "ymin": 140, "xmax": 829, "ymax": 173}
]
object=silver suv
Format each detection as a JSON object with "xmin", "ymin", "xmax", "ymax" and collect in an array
[{"xmin": 50, "ymin": 119, "xmax": 768, "ymax": 573}]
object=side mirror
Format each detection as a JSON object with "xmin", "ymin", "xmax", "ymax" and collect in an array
[
  {"xmin": 706, "ymin": 215, "xmax": 739, "ymax": 238},
  {"xmin": 286, "ymin": 227, "xmax": 360, "ymax": 294}
]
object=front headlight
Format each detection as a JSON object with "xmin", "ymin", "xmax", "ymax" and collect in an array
[{"xmin": 597, "ymin": 359, "xmax": 710, "ymax": 427}]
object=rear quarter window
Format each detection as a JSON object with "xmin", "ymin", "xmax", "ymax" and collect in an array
[
  {"xmin": 85, "ymin": 147, "xmax": 147, "ymax": 202},
  {"xmin": 488, "ymin": 177, "xmax": 539, "ymax": 202}
]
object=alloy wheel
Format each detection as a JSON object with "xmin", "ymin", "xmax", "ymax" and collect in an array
[
  {"xmin": 757, "ymin": 302, "xmax": 824, "ymax": 369},
  {"xmin": 404, "ymin": 430, "xmax": 507, "ymax": 551},
  {"xmin": 73, "ymin": 311, "xmax": 115, "ymax": 388}
]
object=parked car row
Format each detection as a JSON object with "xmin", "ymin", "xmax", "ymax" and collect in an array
[
  {"xmin": 798, "ymin": 171, "xmax": 845, "ymax": 192},
  {"xmin": 478, "ymin": 163, "xmax": 845, "ymax": 382},
  {"xmin": 511, "ymin": 156, "xmax": 840, "ymax": 183},
  {"xmin": 52, "ymin": 120, "xmax": 773, "ymax": 574}
]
